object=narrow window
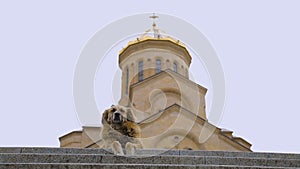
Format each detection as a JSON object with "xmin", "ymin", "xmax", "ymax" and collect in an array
[
  {"xmin": 156, "ymin": 59, "xmax": 161, "ymax": 73},
  {"xmin": 138, "ymin": 61, "xmax": 143, "ymax": 81},
  {"xmin": 125, "ymin": 68, "xmax": 129, "ymax": 95},
  {"xmin": 173, "ymin": 62, "xmax": 178, "ymax": 73}
]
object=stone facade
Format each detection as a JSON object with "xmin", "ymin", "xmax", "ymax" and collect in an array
[{"xmin": 59, "ymin": 36, "xmax": 252, "ymax": 152}]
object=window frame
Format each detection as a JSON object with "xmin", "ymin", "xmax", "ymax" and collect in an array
[
  {"xmin": 173, "ymin": 62, "xmax": 178, "ymax": 73},
  {"xmin": 156, "ymin": 59, "xmax": 161, "ymax": 73},
  {"xmin": 125, "ymin": 68, "xmax": 129, "ymax": 95},
  {"xmin": 138, "ymin": 61, "xmax": 144, "ymax": 81}
]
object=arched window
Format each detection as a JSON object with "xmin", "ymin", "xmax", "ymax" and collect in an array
[
  {"xmin": 138, "ymin": 61, "xmax": 143, "ymax": 81},
  {"xmin": 173, "ymin": 62, "xmax": 178, "ymax": 73},
  {"xmin": 125, "ymin": 68, "xmax": 129, "ymax": 95},
  {"xmin": 156, "ymin": 59, "xmax": 161, "ymax": 73}
]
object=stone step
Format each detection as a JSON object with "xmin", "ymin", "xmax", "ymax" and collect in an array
[
  {"xmin": 0, "ymin": 163, "xmax": 297, "ymax": 169},
  {"xmin": 0, "ymin": 153, "xmax": 299, "ymax": 168},
  {"xmin": 1, "ymin": 147, "xmax": 299, "ymax": 168},
  {"xmin": 1, "ymin": 147, "xmax": 300, "ymax": 159}
]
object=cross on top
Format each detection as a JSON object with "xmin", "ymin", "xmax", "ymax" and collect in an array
[
  {"xmin": 149, "ymin": 13, "xmax": 161, "ymax": 38},
  {"xmin": 149, "ymin": 13, "xmax": 159, "ymax": 27}
]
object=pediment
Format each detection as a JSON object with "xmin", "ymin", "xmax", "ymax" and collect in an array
[
  {"xmin": 130, "ymin": 69, "xmax": 207, "ymax": 95},
  {"xmin": 129, "ymin": 69, "xmax": 208, "ymax": 120},
  {"xmin": 138, "ymin": 104, "xmax": 252, "ymax": 151}
]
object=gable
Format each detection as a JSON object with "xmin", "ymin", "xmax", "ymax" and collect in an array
[
  {"xmin": 138, "ymin": 104, "xmax": 251, "ymax": 151},
  {"xmin": 129, "ymin": 70, "xmax": 207, "ymax": 121}
]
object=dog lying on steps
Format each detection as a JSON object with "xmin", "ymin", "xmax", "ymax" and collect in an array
[{"xmin": 99, "ymin": 105, "xmax": 142, "ymax": 155}]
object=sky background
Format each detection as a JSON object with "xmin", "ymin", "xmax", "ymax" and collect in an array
[{"xmin": 0, "ymin": 0, "xmax": 300, "ymax": 153}]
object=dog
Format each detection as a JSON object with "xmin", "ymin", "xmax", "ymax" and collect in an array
[{"xmin": 99, "ymin": 105, "xmax": 142, "ymax": 155}]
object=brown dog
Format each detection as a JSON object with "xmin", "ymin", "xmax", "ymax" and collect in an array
[{"xmin": 99, "ymin": 105, "xmax": 142, "ymax": 155}]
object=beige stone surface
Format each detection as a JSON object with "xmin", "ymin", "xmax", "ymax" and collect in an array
[
  {"xmin": 59, "ymin": 131, "xmax": 82, "ymax": 148},
  {"xmin": 129, "ymin": 70, "xmax": 207, "ymax": 121},
  {"xmin": 138, "ymin": 104, "xmax": 250, "ymax": 151}
]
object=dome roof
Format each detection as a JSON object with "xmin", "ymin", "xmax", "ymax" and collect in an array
[{"xmin": 119, "ymin": 36, "xmax": 192, "ymax": 66}]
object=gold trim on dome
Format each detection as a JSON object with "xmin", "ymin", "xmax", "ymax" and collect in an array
[{"xmin": 119, "ymin": 36, "xmax": 187, "ymax": 55}]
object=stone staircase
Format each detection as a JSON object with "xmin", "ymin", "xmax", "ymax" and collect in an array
[{"xmin": 0, "ymin": 147, "xmax": 299, "ymax": 168}]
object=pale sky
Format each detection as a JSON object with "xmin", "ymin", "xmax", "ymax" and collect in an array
[{"xmin": 0, "ymin": 1, "xmax": 300, "ymax": 153}]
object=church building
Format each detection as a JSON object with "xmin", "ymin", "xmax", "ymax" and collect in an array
[{"xmin": 59, "ymin": 16, "xmax": 252, "ymax": 152}]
